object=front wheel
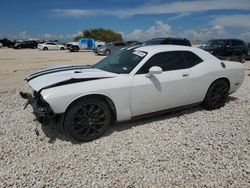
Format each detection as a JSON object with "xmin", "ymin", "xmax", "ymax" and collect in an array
[
  {"xmin": 73, "ymin": 46, "xmax": 79, "ymax": 52},
  {"xmin": 64, "ymin": 98, "xmax": 112, "ymax": 142},
  {"xmin": 202, "ymin": 79, "xmax": 229, "ymax": 110},
  {"xmin": 60, "ymin": 47, "xmax": 65, "ymax": 50}
]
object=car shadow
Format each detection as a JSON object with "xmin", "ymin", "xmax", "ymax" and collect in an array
[
  {"xmin": 39, "ymin": 96, "xmax": 237, "ymax": 144},
  {"xmin": 66, "ymin": 50, "xmax": 94, "ymax": 53}
]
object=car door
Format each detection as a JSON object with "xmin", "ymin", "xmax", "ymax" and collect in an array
[
  {"xmin": 180, "ymin": 51, "xmax": 206, "ymax": 104},
  {"xmin": 51, "ymin": 43, "xmax": 58, "ymax": 50},
  {"xmin": 130, "ymin": 51, "xmax": 192, "ymax": 117},
  {"xmin": 45, "ymin": 43, "xmax": 51, "ymax": 50},
  {"xmin": 23, "ymin": 41, "xmax": 28, "ymax": 48},
  {"xmin": 231, "ymin": 40, "xmax": 244, "ymax": 56},
  {"xmin": 79, "ymin": 39, "xmax": 87, "ymax": 49},
  {"xmin": 223, "ymin": 40, "xmax": 233, "ymax": 56},
  {"xmin": 46, "ymin": 43, "xmax": 53, "ymax": 50}
]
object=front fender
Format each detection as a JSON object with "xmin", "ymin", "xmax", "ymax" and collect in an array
[{"xmin": 41, "ymin": 76, "xmax": 132, "ymax": 121}]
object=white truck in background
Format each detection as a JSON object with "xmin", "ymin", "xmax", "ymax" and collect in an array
[{"xmin": 66, "ymin": 38, "xmax": 105, "ymax": 52}]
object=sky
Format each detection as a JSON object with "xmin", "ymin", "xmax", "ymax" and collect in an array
[{"xmin": 0, "ymin": 0, "xmax": 250, "ymax": 42}]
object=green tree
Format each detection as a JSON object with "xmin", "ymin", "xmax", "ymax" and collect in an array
[{"xmin": 74, "ymin": 28, "xmax": 123, "ymax": 42}]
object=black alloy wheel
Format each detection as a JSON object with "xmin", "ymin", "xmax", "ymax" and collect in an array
[
  {"xmin": 64, "ymin": 98, "xmax": 112, "ymax": 142},
  {"xmin": 203, "ymin": 79, "xmax": 229, "ymax": 110}
]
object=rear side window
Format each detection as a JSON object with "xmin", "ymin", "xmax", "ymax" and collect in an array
[
  {"xmin": 231, "ymin": 40, "xmax": 244, "ymax": 47},
  {"xmin": 182, "ymin": 51, "xmax": 203, "ymax": 67},
  {"xmin": 137, "ymin": 51, "xmax": 186, "ymax": 74}
]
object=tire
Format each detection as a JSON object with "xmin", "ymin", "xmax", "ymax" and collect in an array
[
  {"xmin": 64, "ymin": 97, "xmax": 112, "ymax": 142},
  {"xmin": 239, "ymin": 53, "xmax": 246, "ymax": 63},
  {"xmin": 202, "ymin": 79, "xmax": 229, "ymax": 110},
  {"xmin": 105, "ymin": 50, "xmax": 111, "ymax": 56},
  {"xmin": 60, "ymin": 47, "xmax": 65, "ymax": 50},
  {"xmin": 43, "ymin": 47, "xmax": 48, "ymax": 51},
  {"xmin": 73, "ymin": 46, "xmax": 79, "ymax": 52}
]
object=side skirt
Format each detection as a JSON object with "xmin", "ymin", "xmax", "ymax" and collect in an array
[{"xmin": 129, "ymin": 102, "xmax": 201, "ymax": 122}]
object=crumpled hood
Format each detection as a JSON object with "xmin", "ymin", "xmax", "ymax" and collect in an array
[{"xmin": 26, "ymin": 64, "xmax": 118, "ymax": 91}]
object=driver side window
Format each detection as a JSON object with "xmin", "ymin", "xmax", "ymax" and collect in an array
[{"xmin": 136, "ymin": 51, "xmax": 186, "ymax": 74}]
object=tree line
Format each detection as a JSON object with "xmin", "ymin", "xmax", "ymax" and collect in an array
[{"xmin": 74, "ymin": 28, "xmax": 123, "ymax": 42}]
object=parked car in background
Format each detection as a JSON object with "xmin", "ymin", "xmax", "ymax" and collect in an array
[
  {"xmin": 126, "ymin": 41, "xmax": 142, "ymax": 46},
  {"xmin": 67, "ymin": 38, "xmax": 96, "ymax": 52},
  {"xmin": 247, "ymin": 43, "xmax": 250, "ymax": 60},
  {"xmin": 200, "ymin": 39, "xmax": 248, "ymax": 63},
  {"xmin": 0, "ymin": 38, "xmax": 15, "ymax": 47},
  {"xmin": 0, "ymin": 43, "xmax": 2, "ymax": 48},
  {"xmin": 13, "ymin": 40, "xmax": 38, "ymax": 49},
  {"xmin": 38, "ymin": 42, "xmax": 65, "ymax": 51},
  {"xmin": 21, "ymin": 45, "xmax": 244, "ymax": 142},
  {"xmin": 94, "ymin": 42, "xmax": 127, "ymax": 55},
  {"xmin": 144, "ymin": 38, "xmax": 191, "ymax": 46}
]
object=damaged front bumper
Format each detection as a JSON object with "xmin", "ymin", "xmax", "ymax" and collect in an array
[{"xmin": 20, "ymin": 91, "xmax": 54, "ymax": 123}]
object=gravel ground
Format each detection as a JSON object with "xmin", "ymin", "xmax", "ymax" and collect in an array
[{"xmin": 0, "ymin": 48, "xmax": 249, "ymax": 187}]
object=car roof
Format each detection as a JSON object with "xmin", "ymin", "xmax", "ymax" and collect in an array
[
  {"xmin": 133, "ymin": 45, "xmax": 218, "ymax": 61},
  {"xmin": 135, "ymin": 45, "xmax": 192, "ymax": 52},
  {"xmin": 208, "ymin": 39, "xmax": 244, "ymax": 41},
  {"xmin": 148, "ymin": 37, "xmax": 188, "ymax": 40}
]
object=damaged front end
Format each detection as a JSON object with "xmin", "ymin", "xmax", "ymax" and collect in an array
[{"xmin": 20, "ymin": 91, "xmax": 54, "ymax": 123}]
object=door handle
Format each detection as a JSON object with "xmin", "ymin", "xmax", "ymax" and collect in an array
[{"xmin": 182, "ymin": 73, "xmax": 189, "ymax": 77}]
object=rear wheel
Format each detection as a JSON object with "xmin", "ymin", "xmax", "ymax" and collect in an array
[
  {"xmin": 203, "ymin": 79, "xmax": 229, "ymax": 110},
  {"xmin": 64, "ymin": 98, "xmax": 112, "ymax": 142},
  {"xmin": 105, "ymin": 50, "xmax": 111, "ymax": 56},
  {"xmin": 239, "ymin": 53, "xmax": 246, "ymax": 63}
]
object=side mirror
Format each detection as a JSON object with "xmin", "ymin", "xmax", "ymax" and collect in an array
[{"xmin": 146, "ymin": 66, "xmax": 163, "ymax": 78}]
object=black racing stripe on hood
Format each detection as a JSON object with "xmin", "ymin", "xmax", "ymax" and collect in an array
[
  {"xmin": 26, "ymin": 67, "xmax": 93, "ymax": 82},
  {"xmin": 28, "ymin": 65, "xmax": 89, "ymax": 77},
  {"xmin": 39, "ymin": 77, "xmax": 108, "ymax": 91}
]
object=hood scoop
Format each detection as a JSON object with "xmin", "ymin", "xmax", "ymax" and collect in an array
[{"xmin": 74, "ymin": 70, "xmax": 83, "ymax": 73}]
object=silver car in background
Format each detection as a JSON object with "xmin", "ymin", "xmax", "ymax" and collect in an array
[{"xmin": 94, "ymin": 42, "xmax": 126, "ymax": 55}]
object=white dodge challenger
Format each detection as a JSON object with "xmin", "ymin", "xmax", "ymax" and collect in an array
[{"xmin": 20, "ymin": 45, "xmax": 245, "ymax": 141}]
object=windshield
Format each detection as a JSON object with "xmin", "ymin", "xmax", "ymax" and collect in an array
[
  {"xmin": 202, "ymin": 40, "xmax": 226, "ymax": 47},
  {"xmin": 94, "ymin": 49, "xmax": 147, "ymax": 74}
]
